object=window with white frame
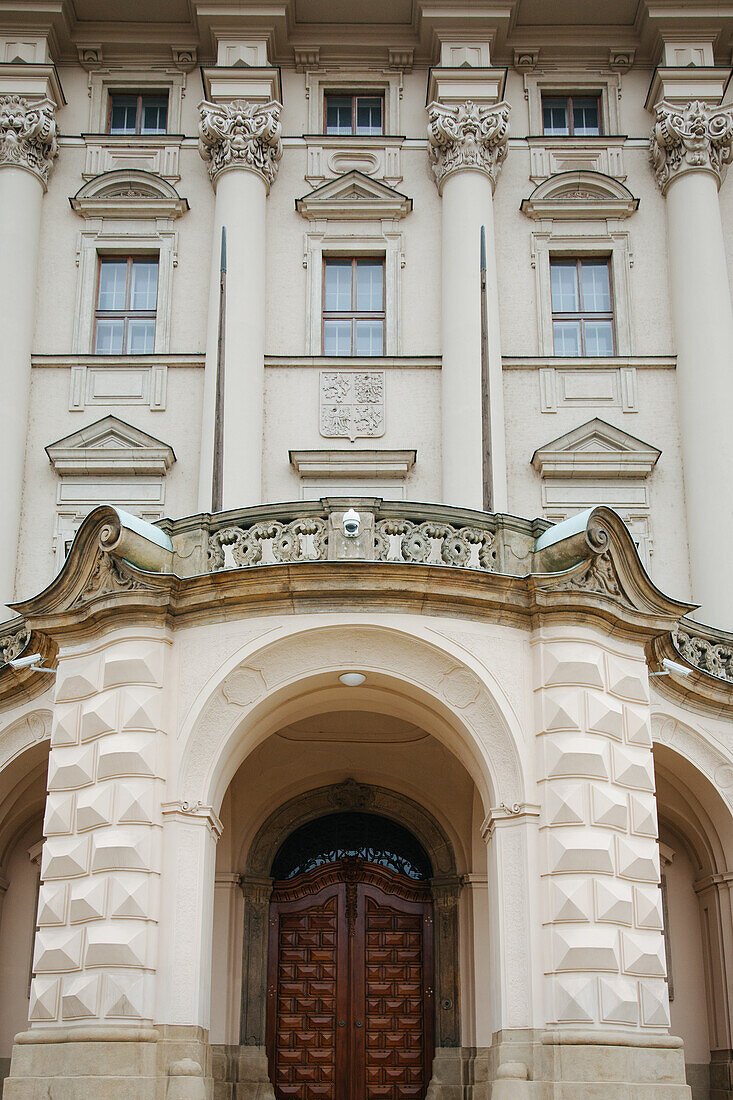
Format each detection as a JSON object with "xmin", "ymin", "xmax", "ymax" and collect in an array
[
  {"xmin": 550, "ymin": 257, "xmax": 615, "ymax": 357},
  {"xmin": 94, "ymin": 256, "xmax": 159, "ymax": 354}
]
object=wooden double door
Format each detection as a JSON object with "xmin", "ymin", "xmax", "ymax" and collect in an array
[{"xmin": 267, "ymin": 859, "xmax": 434, "ymax": 1100}]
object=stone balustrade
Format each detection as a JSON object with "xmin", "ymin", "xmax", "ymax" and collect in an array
[{"xmin": 674, "ymin": 621, "xmax": 733, "ymax": 682}]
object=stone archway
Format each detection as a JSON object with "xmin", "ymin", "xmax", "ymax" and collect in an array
[{"xmin": 238, "ymin": 779, "xmax": 462, "ymax": 1060}]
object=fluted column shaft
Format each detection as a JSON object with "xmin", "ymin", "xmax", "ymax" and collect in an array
[
  {"xmin": 428, "ymin": 99, "xmax": 510, "ymax": 512},
  {"xmin": 197, "ymin": 98, "xmax": 282, "ymax": 511},
  {"xmin": 0, "ymin": 95, "xmax": 57, "ymax": 612},
  {"xmin": 651, "ymin": 100, "xmax": 733, "ymax": 628}
]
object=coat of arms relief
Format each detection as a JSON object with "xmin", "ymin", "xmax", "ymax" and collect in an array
[{"xmin": 319, "ymin": 371, "xmax": 386, "ymax": 442}]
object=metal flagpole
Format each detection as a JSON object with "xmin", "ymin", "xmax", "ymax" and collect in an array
[
  {"xmin": 480, "ymin": 225, "xmax": 493, "ymax": 512},
  {"xmin": 211, "ymin": 226, "xmax": 227, "ymax": 513}
]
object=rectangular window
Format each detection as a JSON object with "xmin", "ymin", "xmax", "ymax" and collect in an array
[
  {"xmin": 325, "ymin": 94, "xmax": 384, "ymax": 136},
  {"xmin": 542, "ymin": 94, "xmax": 601, "ymax": 136},
  {"xmin": 323, "ymin": 257, "xmax": 385, "ymax": 356},
  {"xmin": 550, "ymin": 258, "xmax": 614, "ymax": 356},
  {"xmin": 108, "ymin": 93, "xmax": 168, "ymax": 135},
  {"xmin": 94, "ymin": 256, "xmax": 159, "ymax": 354}
]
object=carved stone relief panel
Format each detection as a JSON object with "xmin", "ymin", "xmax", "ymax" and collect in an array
[{"xmin": 319, "ymin": 370, "xmax": 385, "ymax": 441}]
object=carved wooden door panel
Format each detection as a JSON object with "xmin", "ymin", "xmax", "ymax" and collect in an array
[{"xmin": 267, "ymin": 861, "xmax": 434, "ymax": 1100}]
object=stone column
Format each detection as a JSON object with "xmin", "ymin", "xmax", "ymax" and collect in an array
[
  {"xmin": 428, "ymin": 95, "xmax": 510, "ymax": 513},
  {"xmin": 650, "ymin": 100, "xmax": 733, "ymax": 629},
  {"xmin": 694, "ymin": 872, "xmax": 733, "ymax": 1098},
  {"xmin": 197, "ymin": 86, "xmax": 282, "ymax": 512},
  {"xmin": 0, "ymin": 91, "xmax": 57, "ymax": 613},
  {"xmin": 533, "ymin": 625, "xmax": 690, "ymax": 1097}
]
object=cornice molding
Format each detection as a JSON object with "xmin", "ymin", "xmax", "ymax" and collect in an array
[
  {"xmin": 650, "ymin": 99, "xmax": 733, "ymax": 193},
  {"xmin": 427, "ymin": 99, "xmax": 510, "ymax": 193},
  {"xmin": 0, "ymin": 93, "xmax": 57, "ymax": 188},
  {"xmin": 295, "ymin": 169, "xmax": 412, "ymax": 221},
  {"xmin": 198, "ymin": 98, "xmax": 282, "ymax": 190},
  {"xmin": 70, "ymin": 169, "xmax": 188, "ymax": 220},
  {"xmin": 531, "ymin": 418, "xmax": 661, "ymax": 480},
  {"xmin": 521, "ymin": 170, "xmax": 638, "ymax": 221}
]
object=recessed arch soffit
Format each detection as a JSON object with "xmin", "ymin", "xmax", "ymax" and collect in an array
[
  {"xmin": 652, "ymin": 711, "xmax": 733, "ymax": 836},
  {"xmin": 521, "ymin": 170, "xmax": 639, "ymax": 220},
  {"xmin": 0, "ymin": 708, "xmax": 51, "ymax": 778},
  {"xmin": 176, "ymin": 622, "xmax": 526, "ymax": 813}
]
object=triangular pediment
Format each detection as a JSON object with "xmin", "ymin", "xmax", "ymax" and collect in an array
[
  {"xmin": 296, "ymin": 170, "xmax": 412, "ymax": 220},
  {"xmin": 46, "ymin": 416, "xmax": 176, "ymax": 477},
  {"xmin": 532, "ymin": 418, "xmax": 661, "ymax": 478}
]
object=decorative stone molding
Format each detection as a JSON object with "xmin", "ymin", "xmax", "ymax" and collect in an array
[
  {"xmin": 0, "ymin": 94, "xmax": 57, "ymax": 187},
  {"xmin": 650, "ymin": 100, "xmax": 733, "ymax": 194},
  {"xmin": 0, "ymin": 621, "xmax": 30, "ymax": 666},
  {"xmin": 674, "ymin": 623, "xmax": 733, "ymax": 683},
  {"xmin": 198, "ymin": 99, "xmax": 282, "ymax": 190},
  {"xmin": 427, "ymin": 100, "xmax": 510, "ymax": 193}
]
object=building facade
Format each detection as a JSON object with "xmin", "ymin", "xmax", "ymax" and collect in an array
[{"xmin": 2, "ymin": 1, "xmax": 733, "ymax": 1097}]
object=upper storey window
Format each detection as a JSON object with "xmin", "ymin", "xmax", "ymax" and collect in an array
[
  {"xmin": 325, "ymin": 94, "xmax": 384, "ymax": 136},
  {"xmin": 323, "ymin": 257, "xmax": 384, "ymax": 356},
  {"xmin": 94, "ymin": 256, "xmax": 159, "ymax": 354},
  {"xmin": 542, "ymin": 94, "xmax": 601, "ymax": 136},
  {"xmin": 550, "ymin": 258, "xmax": 614, "ymax": 356},
  {"xmin": 108, "ymin": 93, "xmax": 168, "ymax": 135}
]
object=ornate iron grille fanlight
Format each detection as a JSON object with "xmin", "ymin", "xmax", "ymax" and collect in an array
[{"xmin": 271, "ymin": 812, "xmax": 432, "ymax": 881}]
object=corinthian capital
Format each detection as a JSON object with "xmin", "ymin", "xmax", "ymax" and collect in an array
[
  {"xmin": 0, "ymin": 95, "xmax": 58, "ymax": 188},
  {"xmin": 650, "ymin": 100, "xmax": 733, "ymax": 193},
  {"xmin": 198, "ymin": 99, "xmax": 282, "ymax": 190},
  {"xmin": 427, "ymin": 100, "xmax": 510, "ymax": 193}
]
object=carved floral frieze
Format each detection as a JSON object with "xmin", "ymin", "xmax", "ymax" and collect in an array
[
  {"xmin": 0, "ymin": 95, "xmax": 58, "ymax": 187},
  {"xmin": 650, "ymin": 100, "xmax": 733, "ymax": 193},
  {"xmin": 198, "ymin": 99, "xmax": 282, "ymax": 189},
  {"xmin": 427, "ymin": 100, "xmax": 510, "ymax": 192}
]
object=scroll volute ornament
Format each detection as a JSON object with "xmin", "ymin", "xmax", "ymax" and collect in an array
[
  {"xmin": 0, "ymin": 95, "xmax": 58, "ymax": 187},
  {"xmin": 427, "ymin": 99, "xmax": 510, "ymax": 193},
  {"xmin": 650, "ymin": 100, "xmax": 733, "ymax": 193},
  {"xmin": 198, "ymin": 99, "xmax": 283, "ymax": 190}
]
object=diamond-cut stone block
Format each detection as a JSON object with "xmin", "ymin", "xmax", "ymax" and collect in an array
[
  {"xmin": 612, "ymin": 744, "xmax": 655, "ymax": 791},
  {"xmin": 85, "ymin": 922, "xmax": 148, "ymax": 968},
  {"xmin": 116, "ymin": 780, "xmax": 155, "ymax": 824},
  {"xmin": 594, "ymin": 879, "xmax": 633, "ymax": 925},
  {"xmin": 69, "ymin": 878, "xmax": 107, "ymax": 923},
  {"xmin": 110, "ymin": 875, "xmax": 149, "ymax": 919},
  {"xmin": 590, "ymin": 785, "xmax": 628, "ymax": 831},
  {"xmin": 586, "ymin": 692, "xmax": 624, "ymax": 740},
  {"xmin": 630, "ymin": 793, "xmax": 658, "ymax": 837},
  {"xmin": 120, "ymin": 687, "xmax": 162, "ymax": 731},
  {"xmin": 544, "ymin": 646, "xmax": 605, "ymax": 689},
  {"xmin": 544, "ymin": 783, "xmax": 585, "ymax": 826},
  {"xmin": 29, "ymin": 976, "xmax": 60, "ymax": 1021},
  {"xmin": 545, "ymin": 736, "xmax": 609, "ymax": 780},
  {"xmin": 549, "ymin": 879, "xmax": 591, "ymax": 923},
  {"xmin": 605, "ymin": 654, "xmax": 649, "ymax": 702},
  {"xmin": 42, "ymin": 835, "xmax": 90, "ymax": 880},
  {"xmin": 625, "ymin": 705, "xmax": 652, "ymax": 746},
  {"xmin": 105, "ymin": 973, "xmax": 145, "ymax": 1018},
  {"xmin": 599, "ymin": 977, "xmax": 638, "ymax": 1025},
  {"xmin": 91, "ymin": 827, "xmax": 150, "ymax": 872},
  {"xmin": 37, "ymin": 883, "xmax": 68, "ymax": 927},
  {"xmin": 554, "ymin": 976, "xmax": 596, "ymax": 1023},
  {"xmin": 76, "ymin": 784, "xmax": 114, "ymax": 831},
  {"xmin": 97, "ymin": 732, "xmax": 157, "ymax": 779},
  {"xmin": 621, "ymin": 930, "xmax": 666, "ymax": 976},
  {"xmin": 44, "ymin": 791, "xmax": 75, "ymax": 835},
  {"xmin": 51, "ymin": 704, "xmax": 80, "ymax": 747},
  {"xmin": 103, "ymin": 645, "xmax": 162, "ymax": 689},
  {"xmin": 543, "ymin": 691, "xmax": 582, "ymax": 732},
  {"xmin": 47, "ymin": 744, "xmax": 96, "ymax": 791},
  {"xmin": 62, "ymin": 973, "xmax": 100, "ymax": 1019},
  {"xmin": 634, "ymin": 885, "xmax": 664, "ymax": 930},
  {"xmin": 640, "ymin": 980, "xmax": 671, "ymax": 1026},
  {"xmin": 553, "ymin": 927, "xmax": 619, "ymax": 971},
  {"xmin": 80, "ymin": 692, "xmax": 118, "ymax": 742},
  {"xmin": 616, "ymin": 836, "xmax": 659, "ymax": 882},
  {"xmin": 547, "ymin": 831, "xmax": 614, "ymax": 875},
  {"xmin": 55, "ymin": 660, "xmax": 99, "ymax": 701},
  {"xmin": 34, "ymin": 928, "xmax": 84, "ymax": 972}
]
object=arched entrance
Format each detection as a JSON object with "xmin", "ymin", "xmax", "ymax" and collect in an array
[{"xmin": 266, "ymin": 812, "xmax": 435, "ymax": 1099}]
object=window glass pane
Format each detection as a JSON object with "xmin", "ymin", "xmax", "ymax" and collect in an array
[
  {"xmin": 580, "ymin": 261, "xmax": 611, "ymax": 312},
  {"xmin": 324, "ymin": 260, "xmax": 352, "ymax": 311},
  {"xmin": 325, "ymin": 96, "xmax": 353, "ymax": 135},
  {"xmin": 572, "ymin": 96, "xmax": 600, "ymax": 136},
  {"xmin": 550, "ymin": 262, "xmax": 579, "ymax": 312},
  {"xmin": 98, "ymin": 260, "xmax": 128, "ymax": 310},
  {"xmin": 323, "ymin": 319, "xmax": 353, "ymax": 355},
  {"xmin": 542, "ymin": 97, "xmax": 569, "ymax": 135},
  {"xmin": 354, "ymin": 319, "xmax": 383, "ymax": 356},
  {"xmin": 94, "ymin": 319, "xmax": 125, "ymax": 354},
  {"xmin": 126, "ymin": 318, "xmax": 156, "ymax": 354},
  {"xmin": 140, "ymin": 95, "xmax": 168, "ymax": 134},
  {"xmin": 553, "ymin": 320, "xmax": 582, "ymax": 356},
  {"xmin": 130, "ymin": 260, "xmax": 159, "ymax": 310},
  {"xmin": 355, "ymin": 96, "xmax": 383, "ymax": 135},
  {"xmin": 583, "ymin": 319, "xmax": 614, "ymax": 356},
  {"xmin": 109, "ymin": 95, "xmax": 138, "ymax": 134},
  {"xmin": 355, "ymin": 260, "xmax": 383, "ymax": 311}
]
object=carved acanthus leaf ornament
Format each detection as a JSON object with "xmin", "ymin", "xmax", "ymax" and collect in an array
[
  {"xmin": 0, "ymin": 95, "xmax": 58, "ymax": 187},
  {"xmin": 427, "ymin": 100, "xmax": 510, "ymax": 192},
  {"xmin": 198, "ymin": 99, "xmax": 282, "ymax": 189},
  {"xmin": 650, "ymin": 100, "xmax": 733, "ymax": 193}
]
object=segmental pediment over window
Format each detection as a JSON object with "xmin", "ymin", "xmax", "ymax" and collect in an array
[{"xmin": 521, "ymin": 170, "xmax": 638, "ymax": 221}]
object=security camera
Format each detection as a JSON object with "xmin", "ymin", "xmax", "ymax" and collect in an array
[
  {"xmin": 7, "ymin": 652, "xmax": 56, "ymax": 674},
  {"xmin": 342, "ymin": 509, "xmax": 361, "ymax": 538},
  {"xmin": 661, "ymin": 657, "xmax": 693, "ymax": 678}
]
